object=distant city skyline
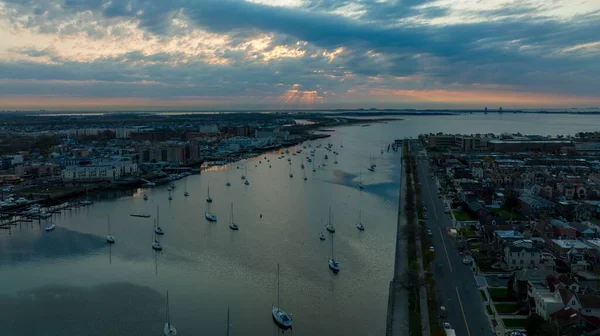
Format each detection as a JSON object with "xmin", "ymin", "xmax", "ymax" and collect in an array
[{"xmin": 1, "ymin": 0, "xmax": 599, "ymax": 110}]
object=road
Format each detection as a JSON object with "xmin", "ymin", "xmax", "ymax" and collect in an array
[{"xmin": 409, "ymin": 141, "xmax": 495, "ymax": 336}]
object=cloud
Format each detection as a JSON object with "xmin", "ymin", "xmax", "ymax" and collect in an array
[{"xmin": 0, "ymin": 0, "xmax": 599, "ymax": 109}]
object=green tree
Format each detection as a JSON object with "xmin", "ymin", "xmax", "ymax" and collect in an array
[{"xmin": 525, "ymin": 313, "xmax": 545, "ymax": 336}]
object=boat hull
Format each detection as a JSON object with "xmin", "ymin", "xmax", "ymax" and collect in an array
[
  {"xmin": 328, "ymin": 259, "xmax": 340, "ymax": 273},
  {"xmin": 163, "ymin": 323, "xmax": 177, "ymax": 336},
  {"xmin": 272, "ymin": 307, "xmax": 292, "ymax": 329}
]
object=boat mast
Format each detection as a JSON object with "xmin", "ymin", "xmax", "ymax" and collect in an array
[
  {"xmin": 108, "ymin": 215, "xmax": 111, "ymax": 235},
  {"xmin": 331, "ymin": 230, "xmax": 334, "ymax": 259},
  {"xmin": 157, "ymin": 205, "xmax": 160, "ymax": 227},
  {"xmin": 227, "ymin": 307, "xmax": 230, "ymax": 336},
  {"xmin": 166, "ymin": 291, "xmax": 170, "ymax": 327},
  {"xmin": 277, "ymin": 263, "xmax": 280, "ymax": 308}
]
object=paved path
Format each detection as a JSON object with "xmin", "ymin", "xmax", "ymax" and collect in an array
[
  {"xmin": 389, "ymin": 146, "xmax": 409, "ymax": 336},
  {"xmin": 416, "ymin": 226, "xmax": 430, "ymax": 336}
]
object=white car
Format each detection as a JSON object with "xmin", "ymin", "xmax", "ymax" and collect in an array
[
  {"xmin": 429, "ymin": 246, "xmax": 435, "ymax": 252},
  {"xmin": 462, "ymin": 258, "xmax": 472, "ymax": 265},
  {"xmin": 443, "ymin": 322, "xmax": 452, "ymax": 329},
  {"xmin": 423, "ymin": 206, "xmax": 427, "ymax": 211},
  {"xmin": 423, "ymin": 214, "xmax": 428, "ymax": 219}
]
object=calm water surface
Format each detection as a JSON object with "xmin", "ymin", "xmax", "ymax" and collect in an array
[{"xmin": 2, "ymin": 114, "xmax": 600, "ymax": 336}]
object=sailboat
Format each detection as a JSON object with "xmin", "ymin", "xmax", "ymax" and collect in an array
[
  {"xmin": 328, "ymin": 232, "xmax": 340, "ymax": 273},
  {"xmin": 168, "ymin": 189, "xmax": 173, "ymax": 201},
  {"xmin": 155, "ymin": 206, "xmax": 164, "ymax": 235},
  {"xmin": 325, "ymin": 207, "xmax": 336, "ymax": 233},
  {"xmin": 356, "ymin": 210, "xmax": 365, "ymax": 231},
  {"xmin": 226, "ymin": 173, "xmax": 231, "ymax": 186},
  {"xmin": 271, "ymin": 264, "xmax": 293, "ymax": 329},
  {"xmin": 184, "ymin": 178, "xmax": 189, "ymax": 197},
  {"xmin": 143, "ymin": 193, "xmax": 148, "ymax": 201},
  {"xmin": 312, "ymin": 161, "xmax": 316, "ymax": 172},
  {"xmin": 319, "ymin": 232, "xmax": 326, "ymax": 240},
  {"xmin": 80, "ymin": 188, "xmax": 93, "ymax": 206},
  {"xmin": 152, "ymin": 219, "xmax": 163, "ymax": 250},
  {"xmin": 303, "ymin": 169, "xmax": 307, "ymax": 181},
  {"xmin": 163, "ymin": 291, "xmax": 177, "ymax": 335},
  {"xmin": 244, "ymin": 179, "xmax": 249, "ymax": 185},
  {"xmin": 206, "ymin": 183, "xmax": 213, "ymax": 203},
  {"xmin": 106, "ymin": 215, "xmax": 115, "ymax": 244},
  {"xmin": 241, "ymin": 165, "xmax": 246, "ymax": 180},
  {"xmin": 289, "ymin": 166, "xmax": 293, "ymax": 178},
  {"xmin": 229, "ymin": 202, "xmax": 238, "ymax": 230},
  {"xmin": 358, "ymin": 172, "xmax": 364, "ymax": 189}
]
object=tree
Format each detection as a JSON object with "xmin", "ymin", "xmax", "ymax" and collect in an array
[
  {"xmin": 525, "ymin": 313, "xmax": 545, "ymax": 336},
  {"xmin": 398, "ymin": 267, "xmax": 427, "ymax": 313}
]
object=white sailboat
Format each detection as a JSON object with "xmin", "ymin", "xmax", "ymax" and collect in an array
[
  {"xmin": 358, "ymin": 172, "xmax": 364, "ymax": 190},
  {"xmin": 184, "ymin": 178, "xmax": 189, "ymax": 197},
  {"xmin": 319, "ymin": 232, "xmax": 326, "ymax": 240},
  {"xmin": 272, "ymin": 264, "xmax": 293, "ymax": 329},
  {"xmin": 44, "ymin": 222, "xmax": 56, "ymax": 232},
  {"xmin": 155, "ymin": 206, "xmax": 164, "ymax": 235},
  {"xmin": 152, "ymin": 219, "xmax": 163, "ymax": 250},
  {"xmin": 328, "ymin": 232, "xmax": 340, "ymax": 273},
  {"xmin": 303, "ymin": 169, "xmax": 307, "ymax": 181},
  {"xmin": 229, "ymin": 202, "xmax": 238, "ymax": 230},
  {"xmin": 205, "ymin": 202, "xmax": 217, "ymax": 221},
  {"xmin": 80, "ymin": 188, "xmax": 93, "ymax": 206},
  {"xmin": 163, "ymin": 291, "xmax": 177, "ymax": 335},
  {"xmin": 143, "ymin": 193, "xmax": 148, "ymax": 201},
  {"xmin": 206, "ymin": 183, "xmax": 213, "ymax": 203},
  {"xmin": 325, "ymin": 207, "xmax": 336, "ymax": 233},
  {"xmin": 289, "ymin": 166, "xmax": 293, "ymax": 178},
  {"xmin": 106, "ymin": 215, "xmax": 115, "ymax": 244},
  {"xmin": 356, "ymin": 210, "xmax": 365, "ymax": 231},
  {"xmin": 226, "ymin": 173, "xmax": 231, "ymax": 186},
  {"xmin": 168, "ymin": 189, "xmax": 173, "ymax": 201},
  {"xmin": 312, "ymin": 161, "xmax": 316, "ymax": 172},
  {"xmin": 241, "ymin": 165, "xmax": 246, "ymax": 180}
]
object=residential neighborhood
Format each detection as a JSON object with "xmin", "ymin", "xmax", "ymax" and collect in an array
[{"xmin": 418, "ymin": 132, "xmax": 600, "ymax": 336}]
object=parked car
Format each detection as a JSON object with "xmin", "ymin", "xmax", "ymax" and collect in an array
[
  {"xmin": 423, "ymin": 206, "xmax": 427, "ymax": 211},
  {"xmin": 423, "ymin": 213, "xmax": 428, "ymax": 219},
  {"xmin": 443, "ymin": 322, "xmax": 452, "ymax": 329},
  {"xmin": 462, "ymin": 258, "xmax": 472, "ymax": 265},
  {"xmin": 427, "ymin": 229, "xmax": 432, "ymax": 237},
  {"xmin": 429, "ymin": 246, "xmax": 435, "ymax": 252},
  {"xmin": 440, "ymin": 306, "xmax": 447, "ymax": 318}
]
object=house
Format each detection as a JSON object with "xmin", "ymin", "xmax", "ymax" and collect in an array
[
  {"xmin": 494, "ymin": 230, "xmax": 525, "ymax": 248},
  {"xmin": 513, "ymin": 268, "xmax": 554, "ymax": 300},
  {"xmin": 517, "ymin": 194, "xmax": 555, "ymax": 218},
  {"xmin": 466, "ymin": 200, "xmax": 489, "ymax": 218},
  {"xmin": 550, "ymin": 307, "xmax": 600, "ymax": 335},
  {"xmin": 504, "ymin": 240, "xmax": 542, "ymax": 270},
  {"xmin": 579, "ymin": 295, "xmax": 600, "ymax": 318},
  {"xmin": 550, "ymin": 239, "xmax": 589, "ymax": 259},
  {"xmin": 570, "ymin": 222, "xmax": 597, "ymax": 238},
  {"xmin": 550, "ymin": 218, "xmax": 578, "ymax": 239}
]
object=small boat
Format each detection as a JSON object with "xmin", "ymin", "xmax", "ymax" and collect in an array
[
  {"xmin": 289, "ymin": 167, "xmax": 293, "ymax": 178},
  {"xmin": 324, "ymin": 155, "xmax": 328, "ymax": 160},
  {"xmin": 170, "ymin": 183, "xmax": 176, "ymax": 189},
  {"xmin": 205, "ymin": 212, "xmax": 217, "ymax": 222},
  {"xmin": 319, "ymin": 232, "xmax": 326, "ymax": 240},
  {"xmin": 155, "ymin": 207, "xmax": 164, "ymax": 235},
  {"xmin": 244, "ymin": 180, "xmax": 249, "ymax": 185},
  {"xmin": 167, "ymin": 187, "xmax": 172, "ymax": 192},
  {"xmin": 184, "ymin": 179, "xmax": 189, "ymax": 197},
  {"xmin": 334, "ymin": 160, "xmax": 338, "ymax": 164},
  {"xmin": 184, "ymin": 192, "xmax": 189, "ymax": 197},
  {"xmin": 206, "ymin": 184, "xmax": 212, "ymax": 203},
  {"xmin": 143, "ymin": 193, "xmax": 148, "ymax": 201},
  {"xmin": 226, "ymin": 181, "xmax": 231, "ymax": 186},
  {"xmin": 368, "ymin": 166, "xmax": 375, "ymax": 172},
  {"xmin": 241, "ymin": 165, "xmax": 247, "ymax": 179},
  {"xmin": 325, "ymin": 207, "xmax": 336, "ymax": 233},
  {"xmin": 328, "ymin": 233, "xmax": 340, "ymax": 273},
  {"xmin": 272, "ymin": 264, "xmax": 293, "ymax": 329},
  {"xmin": 229, "ymin": 203, "xmax": 239, "ymax": 230},
  {"xmin": 152, "ymin": 240, "xmax": 163, "ymax": 250},
  {"xmin": 38, "ymin": 212, "xmax": 52, "ymax": 219},
  {"xmin": 106, "ymin": 215, "xmax": 115, "ymax": 244},
  {"xmin": 168, "ymin": 192, "xmax": 173, "ymax": 201},
  {"xmin": 79, "ymin": 200, "xmax": 93, "ymax": 206},
  {"xmin": 301, "ymin": 164, "xmax": 304, "ymax": 169},
  {"xmin": 163, "ymin": 291, "xmax": 177, "ymax": 335},
  {"xmin": 130, "ymin": 214, "xmax": 151, "ymax": 218},
  {"xmin": 356, "ymin": 210, "xmax": 365, "ymax": 231},
  {"xmin": 358, "ymin": 172, "xmax": 364, "ymax": 189},
  {"xmin": 44, "ymin": 223, "xmax": 56, "ymax": 232}
]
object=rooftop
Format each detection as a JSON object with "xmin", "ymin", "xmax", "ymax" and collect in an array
[
  {"xmin": 495, "ymin": 230, "xmax": 524, "ymax": 239},
  {"xmin": 552, "ymin": 239, "xmax": 589, "ymax": 249}
]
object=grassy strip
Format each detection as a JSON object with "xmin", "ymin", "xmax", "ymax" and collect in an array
[
  {"xmin": 489, "ymin": 287, "xmax": 508, "ymax": 298},
  {"xmin": 486, "ymin": 305, "xmax": 495, "ymax": 316},
  {"xmin": 480, "ymin": 290, "xmax": 488, "ymax": 302},
  {"xmin": 495, "ymin": 303, "xmax": 518, "ymax": 314},
  {"xmin": 502, "ymin": 318, "xmax": 527, "ymax": 329}
]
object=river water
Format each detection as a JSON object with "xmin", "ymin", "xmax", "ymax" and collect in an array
[{"xmin": 2, "ymin": 113, "xmax": 600, "ymax": 336}]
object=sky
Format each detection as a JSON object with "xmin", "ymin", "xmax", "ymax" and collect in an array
[{"xmin": 0, "ymin": 0, "xmax": 599, "ymax": 110}]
